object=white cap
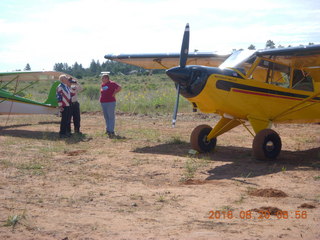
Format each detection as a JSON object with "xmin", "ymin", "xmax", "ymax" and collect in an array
[{"xmin": 100, "ymin": 71, "xmax": 110, "ymax": 77}]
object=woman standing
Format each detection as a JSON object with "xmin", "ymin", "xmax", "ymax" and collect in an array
[{"xmin": 99, "ymin": 73, "xmax": 122, "ymax": 138}]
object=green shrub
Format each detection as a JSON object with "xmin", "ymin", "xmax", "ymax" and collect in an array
[{"xmin": 83, "ymin": 85, "xmax": 100, "ymax": 100}]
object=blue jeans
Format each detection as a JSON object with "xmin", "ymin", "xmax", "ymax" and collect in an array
[{"xmin": 101, "ymin": 102, "xmax": 116, "ymax": 133}]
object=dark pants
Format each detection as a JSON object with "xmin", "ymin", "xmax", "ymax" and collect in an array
[
  {"xmin": 59, "ymin": 106, "xmax": 71, "ymax": 135},
  {"xmin": 70, "ymin": 101, "xmax": 81, "ymax": 132}
]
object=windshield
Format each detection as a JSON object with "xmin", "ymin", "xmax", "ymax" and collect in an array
[{"xmin": 219, "ymin": 49, "xmax": 256, "ymax": 69}]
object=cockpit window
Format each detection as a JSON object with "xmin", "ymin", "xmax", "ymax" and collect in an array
[
  {"xmin": 292, "ymin": 70, "xmax": 314, "ymax": 91},
  {"xmin": 258, "ymin": 60, "xmax": 291, "ymax": 88},
  {"xmin": 253, "ymin": 59, "xmax": 314, "ymax": 91}
]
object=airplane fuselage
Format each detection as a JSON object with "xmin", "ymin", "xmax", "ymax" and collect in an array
[
  {"xmin": 0, "ymin": 89, "xmax": 58, "ymax": 115},
  {"xmin": 187, "ymin": 69, "xmax": 320, "ymax": 124},
  {"xmin": 0, "ymin": 97, "xmax": 58, "ymax": 115}
]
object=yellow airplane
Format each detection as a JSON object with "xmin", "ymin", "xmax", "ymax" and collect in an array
[{"xmin": 105, "ymin": 24, "xmax": 320, "ymax": 161}]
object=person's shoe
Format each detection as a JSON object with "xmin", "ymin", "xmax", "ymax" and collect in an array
[
  {"xmin": 107, "ymin": 132, "xmax": 115, "ymax": 138},
  {"xmin": 113, "ymin": 134, "xmax": 123, "ymax": 139}
]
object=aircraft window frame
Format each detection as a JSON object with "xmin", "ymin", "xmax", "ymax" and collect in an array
[
  {"xmin": 242, "ymin": 56, "xmax": 260, "ymax": 79},
  {"xmin": 291, "ymin": 69, "xmax": 314, "ymax": 92},
  {"xmin": 258, "ymin": 58, "xmax": 291, "ymax": 88},
  {"xmin": 243, "ymin": 57, "xmax": 315, "ymax": 92}
]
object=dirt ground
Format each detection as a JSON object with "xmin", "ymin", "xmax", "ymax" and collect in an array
[{"xmin": 0, "ymin": 112, "xmax": 319, "ymax": 240}]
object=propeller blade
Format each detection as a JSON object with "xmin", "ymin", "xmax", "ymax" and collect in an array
[
  {"xmin": 172, "ymin": 84, "xmax": 180, "ymax": 128},
  {"xmin": 179, "ymin": 23, "xmax": 190, "ymax": 68},
  {"xmin": 171, "ymin": 23, "xmax": 190, "ymax": 127}
]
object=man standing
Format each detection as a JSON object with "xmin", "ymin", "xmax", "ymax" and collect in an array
[
  {"xmin": 99, "ymin": 72, "xmax": 122, "ymax": 138},
  {"xmin": 56, "ymin": 74, "xmax": 72, "ymax": 138},
  {"xmin": 68, "ymin": 77, "xmax": 83, "ymax": 134}
]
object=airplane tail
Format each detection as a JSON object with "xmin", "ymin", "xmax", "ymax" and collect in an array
[{"xmin": 44, "ymin": 81, "xmax": 60, "ymax": 107}]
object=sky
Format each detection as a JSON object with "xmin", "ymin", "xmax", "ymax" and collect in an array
[{"xmin": 0, "ymin": 0, "xmax": 319, "ymax": 71}]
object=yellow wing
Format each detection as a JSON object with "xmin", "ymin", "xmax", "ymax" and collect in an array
[{"xmin": 104, "ymin": 52, "xmax": 230, "ymax": 69}]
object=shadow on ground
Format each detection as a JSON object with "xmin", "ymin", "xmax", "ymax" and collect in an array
[
  {"xmin": 0, "ymin": 120, "xmax": 60, "ymax": 130},
  {"xmin": 133, "ymin": 142, "xmax": 320, "ymax": 180},
  {"xmin": 0, "ymin": 129, "xmax": 91, "ymax": 144},
  {"xmin": 0, "ymin": 123, "xmax": 33, "ymax": 130}
]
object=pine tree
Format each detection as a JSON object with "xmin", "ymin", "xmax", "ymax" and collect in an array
[
  {"xmin": 89, "ymin": 59, "xmax": 97, "ymax": 74},
  {"xmin": 265, "ymin": 40, "xmax": 276, "ymax": 49},
  {"xmin": 24, "ymin": 63, "xmax": 31, "ymax": 71},
  {"xmin": 248, "ymin": 44, "xmax": 256, "ymax": 50}
]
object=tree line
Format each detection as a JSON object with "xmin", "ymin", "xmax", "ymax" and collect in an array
[
  {"xmin": 19, "ymin": 59, "xmax": 147, "ymax": 78},
  {"xmin": 53, "ymin": 60, "xmax": 152, "ymax": 79},
  {"xmin": 247, "ymin": 40, "xmax": 315, "ymax": 50}
]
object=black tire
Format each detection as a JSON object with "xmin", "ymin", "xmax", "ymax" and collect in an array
[
  {"xmin": 190, "ymin": 124, "xmax": 217, "ymax": 153},
  {"xmin": 252, "ymin": 129, "xmax": 282, "ymax": 161}
]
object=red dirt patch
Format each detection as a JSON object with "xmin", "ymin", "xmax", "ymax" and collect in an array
[
  {"xmin": 251, "ymin": 206, "xmax": 282, "ymax": 215},
  {"xmin": 249, "ymin": 188, "xmax": 288, "ymax": 197},
  {"xmin": 64, "ymin": 150, "xmax": 87, "ymax": 156},
  {"xmin": 298, "ymin": 203, "xmax": 316, "ymax": 209},
  {"xmin": 183, "ymin": 179, "xmax": 209, "ymax": 185}
]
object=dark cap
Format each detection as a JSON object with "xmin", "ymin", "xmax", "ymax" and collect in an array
[{"xmin": 68, "ymin": 77, "xmax": 76, "ymax": 83}]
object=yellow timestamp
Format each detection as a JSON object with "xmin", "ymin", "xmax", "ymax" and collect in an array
[{"xmin": 208, "ymin": 210, "xmax": 308, "ymax": 220}]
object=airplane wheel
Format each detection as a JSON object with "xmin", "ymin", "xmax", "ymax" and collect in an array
[
  {"xmin": 252, "ymin": 129, "xmax": 282, "ymax": 161},
  {"xmin": 190, "ymin": 124, "xmax": 217, "ymax": 153}
]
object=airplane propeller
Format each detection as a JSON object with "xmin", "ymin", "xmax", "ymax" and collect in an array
[
  {"xmin": 169, "ymin": 23, "xmax": 190, "ymax": 127},
  {"xmin": 180, "ymin": 23, "xmax": 190, "ymax": 68}
]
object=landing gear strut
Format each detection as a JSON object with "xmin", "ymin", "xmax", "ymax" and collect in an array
[
  {"xmin": 252, "ymin": 129, "xmax": 282, "ymax": 161},
  {"xmin": 190, "ymin": 124, "xmax": 217, "ymax": 153}
]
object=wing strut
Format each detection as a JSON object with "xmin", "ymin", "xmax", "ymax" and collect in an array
[
  {"xmin": 271, "ymin": 91, "xmax": 320, "ymax": 121},
  {"xmin": 153, "ymin": 59, "xmax": 169, "ymax": 69},
  {"xmin": 5, "ymin": 76, "xmax": 20, "ymax": 126}
]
